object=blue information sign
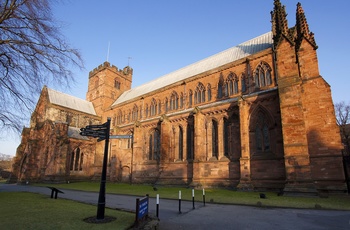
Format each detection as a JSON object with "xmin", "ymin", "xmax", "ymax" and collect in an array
[{"xmin": 135, "ymin": 195, "xmax": 149, "ymax": 225}]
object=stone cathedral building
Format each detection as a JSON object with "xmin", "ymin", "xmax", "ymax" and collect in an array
[{"xmin": 12, "ymin": 1, "xmax": 348, "ymax": 194}]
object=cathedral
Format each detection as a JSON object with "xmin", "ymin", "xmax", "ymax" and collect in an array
[{"xmin": 12, "ymin": 1, "xmax": 348, "ymax": 194}]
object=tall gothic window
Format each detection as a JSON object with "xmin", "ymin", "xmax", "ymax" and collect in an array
[
  {"xmin": 194, "ymin": 83, "xmax": 205, "ymax": 104},
  {"xmin": 170, "ymin": 91, "xmax": 179, "ymax": 111},
  {"xmin": 180, "ymin": 93, "xmax": 184, "ymax": 109},
  {"xmin": 178, "ymin": 126, "xmax": 183, "ymax": 160},
  {"xmin": 207, "ymin": 84, "xmax": 212, "ymax": 101},
  {"xmin": 150, "ymin": 98, "xmax": 157, "ymax": 116},
  {"xmin": 223, "ymin": 118, "xmax": 232, "ymax": 157},
  {"xmin": 187, "ymin": 122, "xmax": 194, "ymax": 160},
  {"xmin": 149, "ymin": 129, "xmax": 160, "ymax": 161},
  {"xmin": 114, "ymin": 78, "xmax": 120, "ymax": 89},
  {"xmin": 241, "ymin": 74, "xmax": 247, "ymax": 93},
  {"xmin": 212, "ymin": 120, "xmax": 218, "ymax": 158},
  {"xmin": 127, "ymin": 110, "xmax": 131, "ymax": 122},
  {"xmin": 256, "ymin": 112, "xmax": 270, "ymax": 152},
  {"xmin": 165, "ymin": 98, "xmax": 169, "ymax": 112},
  {"xmin": 145, "ymin": 104, "xmax": 149, "ymax": 118},
  {"xmin": 228, "ymin": 74, "xmax": 234, "ymax": 96},
  {"xmin": 224, "ymin": 118, "xmax": 229, "ymax": 157},
  {"xmin": 70, "ymin": 147, "xmax": 83, "ymax": 171},
  {"xmin": 218, "ymin": 74, "xmax": 224, "ymax": 98},
  {"xmin": 188, "ymin": 90, "xmax": 193, "ymax": 107},
  {"xmin": 132, "ymin": 105, "xmax": 138, "ymax": 121},
  {"xmin": 158, "ymin": 100, "xmax": 162, "ymax": 114},
  {"xmin": 254, "ymin": 62, "xmax": 272, "ymax": 88}
]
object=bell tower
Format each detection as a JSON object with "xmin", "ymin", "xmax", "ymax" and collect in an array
[{"xmin": 86, "ymin": 61, "xmax": 133, "ymax": 116}]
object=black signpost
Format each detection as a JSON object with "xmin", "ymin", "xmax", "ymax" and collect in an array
[{"xmin": 80, "ymin": 118, "xmax": 111, "ymax": 220}]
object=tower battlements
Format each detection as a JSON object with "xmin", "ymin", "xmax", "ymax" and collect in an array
[{"xmin": 89, "ymin": 61, "xmax": 133, "ymax": 78}]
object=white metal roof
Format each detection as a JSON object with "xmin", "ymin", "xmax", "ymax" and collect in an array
[
  {"xmin": 112, "ymin": 31, "xmax": 273, "ymax": 106},
  {"xmin": 47, "ymin": 88, "xmax": 96, "ymax": 115}
]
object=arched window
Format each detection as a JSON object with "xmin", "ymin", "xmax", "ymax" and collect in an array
[
  {"xmin": 188, "ymin": 90, "xmax": 193, "ymax": 107},
  {"xmin": 187, "ymin": 122, "xmax": 194, "ymax": 160},
  {"xmin": 234, "ymin": 81, "xmax": 238, "ymax": 94},
  {"xmin": 158, "ymin": 100, "xmax": 162, "ymax": 114},
  {"xmin": 132, "ymin": 105, "xmax": 138, "ymax": 121},
  {"xmin": 70, "ymin": 147, "xmax": 83, "ymax": 171},
  {"xmin": 218, "ymin": 74, "xmax": 224, "ymax": 98},
  {"xmin": 145, "ymin": 104, "xmax": 149, "ymax": 118},
  {"xmin": 165, "ymin": 98, "xmax": 168, "ymax": 112},
  {"xmin": 114, "ymin": 78, "xmax": 120, "ymax": 89},
  {"xmin": 179, "ymin": 126, "xmax": 183, "ymax": 160},
  {"xmin": 241, "ymin": 74, "xmax": 247, "ymax": 93},
  {"xmin": 127, "ymin": 110, "xmax": 131, "ymax": 122},
  {"xmin": 226, "ymin": 73, "xmax": 239, "ymax": 96},
  {"xmin": 180, "ymin": 93, "xmax": 184, "ymax": 109},
  {"xmin": 228, "ymin": 74, "xmax": 234, "ymax": 96},
  {"xmin": 254, "ymin": 62, "xmax": 272, "ymax": 88},
  {"xmin": 170, "ymin": 91, "xmax": 179, "ymax": 111},
  {"xmin": 256, "ymin": 112, "xmax": 270, "ymax": 152},
  {"xmin": 223, "ymin": 118, "xmax": 232, "ymax": 157},
  {"xmin": 207, "ymin": 84, "xmax": 212, "ymax": 101},
  {"xmin": 212, "ymin": 120, "xmax": 218, "ymax": 158},
  {"xmin": 149, "ymin": 129, "xmax": 160, "ymax": 161},
  {"xmin": 195, "ymin": 83, "xmax": 205, "ymax": 104},
  {"xmin": 150, "ymin": 99, "xmax": 157, "ymax": 116}
]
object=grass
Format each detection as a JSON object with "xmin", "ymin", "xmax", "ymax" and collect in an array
[
  {"xmin": 0, "ymin": 192, "xmax": 135, "ymax": 230},
  {"xmin": 36, "ymin": 182, "xmax": 350, "ymax": 210}
]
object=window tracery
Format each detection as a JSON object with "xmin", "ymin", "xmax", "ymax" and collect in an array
[{"xmin": 254, "ymin": 62, "xmax": 272, "ymax": 88}]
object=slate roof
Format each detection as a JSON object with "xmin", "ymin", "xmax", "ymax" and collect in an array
[
  {"xmin": 112, "ymin": 31, "xmax": 273, "ymax": 106},
  {"xmin": 47, "ymin": 88, "xmax": 96, "ymax": 115}
]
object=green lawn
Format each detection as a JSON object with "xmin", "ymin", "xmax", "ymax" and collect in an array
[
  {"xmin": 37, "ymin": 182, "xmax": 350, "ymax": 210},
  {"xmin": 0, "ymin": 192, "xmax": 135, "ymax": 230}
]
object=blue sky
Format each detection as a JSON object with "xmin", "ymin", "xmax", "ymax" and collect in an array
[{"xmin": 1, "ymin": 0, "xmax": 350, "ymax": 156}]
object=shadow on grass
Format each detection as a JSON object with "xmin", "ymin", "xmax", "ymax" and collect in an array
[{"xmin": 0, "ymin": 192, "xmax": 134, "ymax": 230}]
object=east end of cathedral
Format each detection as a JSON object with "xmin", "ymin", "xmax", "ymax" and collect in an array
[{"xmin": 11, "ymin": 1, "xmax": 349, "ymax": 194}]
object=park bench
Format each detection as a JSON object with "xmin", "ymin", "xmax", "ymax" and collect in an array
[{"xmin": 47, "ymin": 187, "xmax": 64, "ymax": 199}]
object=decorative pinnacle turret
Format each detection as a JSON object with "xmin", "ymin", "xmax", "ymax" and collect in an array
[
  {"xmin": 271, "ymin": 0, "xmax": 293, "ymax": 48},
  {"xmin": 295, "ymin": 2, "xmax": 318, "ymax": 50}
]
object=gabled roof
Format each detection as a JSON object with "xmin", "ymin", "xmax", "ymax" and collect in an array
[
  {"xmin": 47, "ymin": 88, "xmax": 96, "ymax": 115},
  {"xmin": 112, "ymin": 31, "xmax": 273, "ymax": 106}
]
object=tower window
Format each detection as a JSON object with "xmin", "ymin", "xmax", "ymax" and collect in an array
[{"xmin": 114, "ymin": 78, "xmax": 121, "ymax": 89}]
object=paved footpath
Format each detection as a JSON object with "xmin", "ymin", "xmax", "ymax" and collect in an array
[{"xmin": 1, "ymin": 183, "xmax": 350, "ymax": 230}]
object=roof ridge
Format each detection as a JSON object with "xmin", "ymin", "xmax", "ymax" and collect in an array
[
  {"xmin": 112, "ymin": 31, "xmax": 273, "ymax": 107},
  {"xmin": 47, "ymin": 88, "xmax": 88, "ymax": 103},
  {"xmin": 47, "ymin": 88, "xmax": 96, "ymax": 115}
]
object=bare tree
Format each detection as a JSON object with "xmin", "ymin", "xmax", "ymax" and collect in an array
[
  {"xmin": 0, "ymin": 0, "xmax": 83, "ymax": 135},
  {"xmin": 335, "ymin": 101, "xmax": 350, "ymax": 155}
]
